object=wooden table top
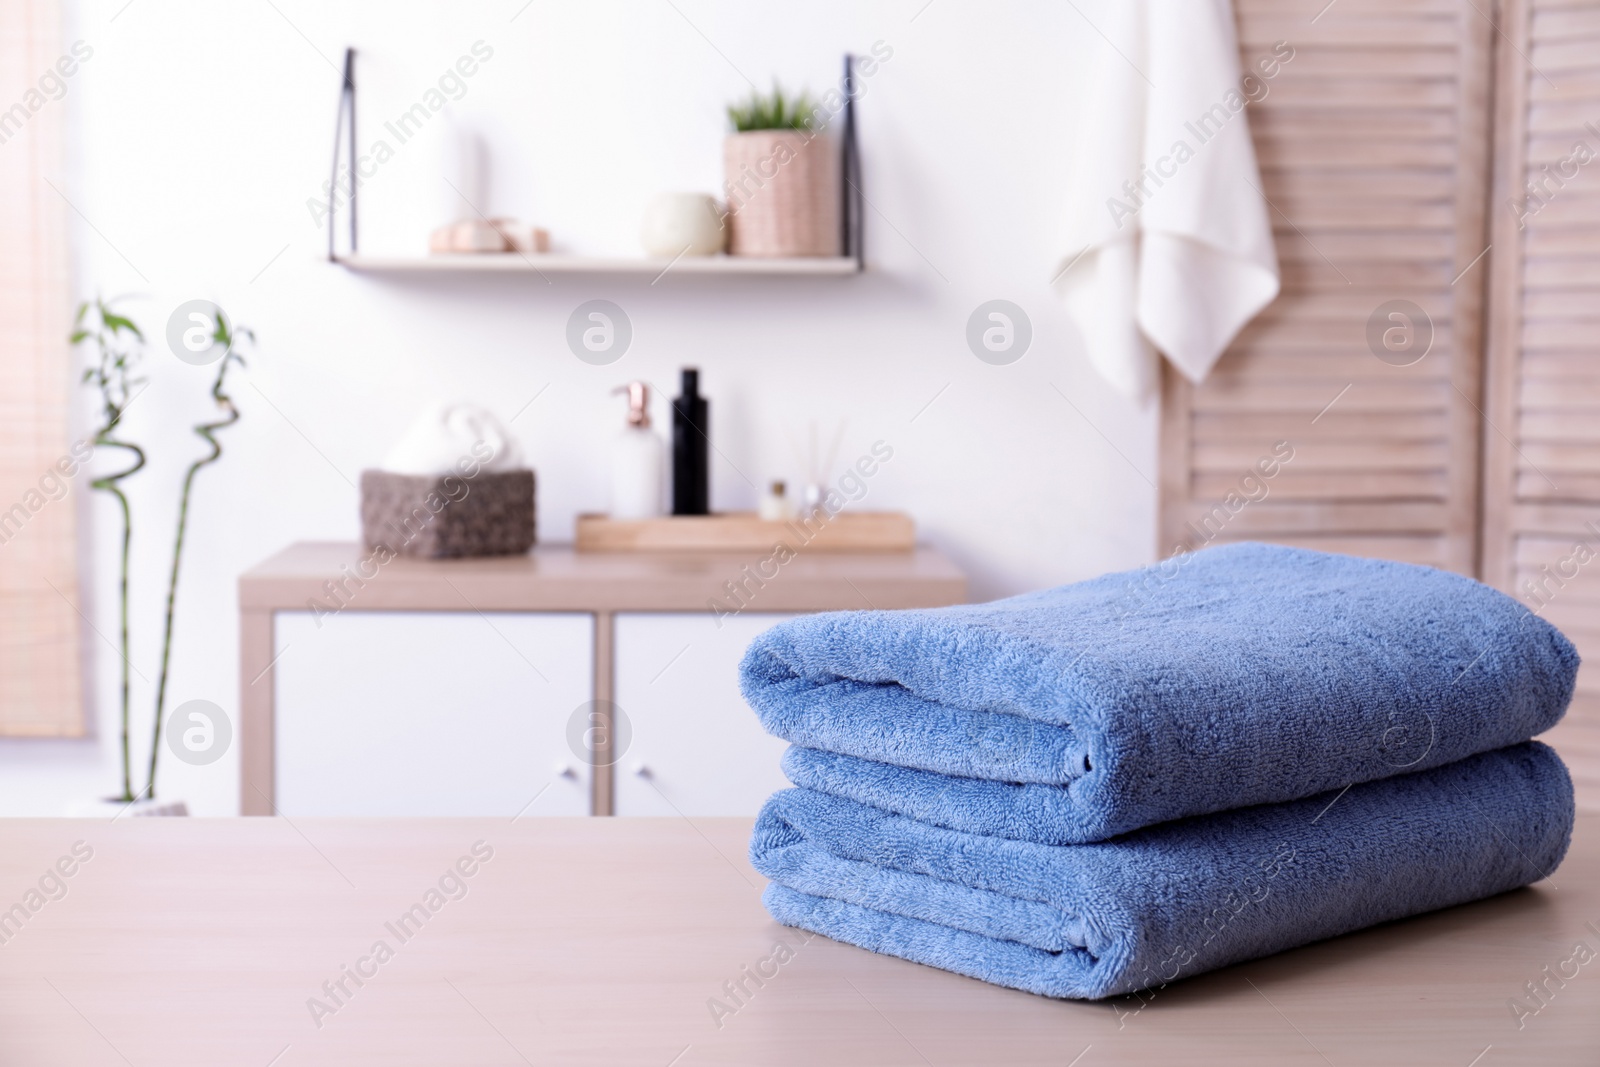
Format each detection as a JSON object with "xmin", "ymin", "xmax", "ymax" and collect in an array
[
  {"xmin": 239, "ymin": 541, "xmax": 967, "ymax": 613},
  {"xmin": 2, "ymin": 815, "xmax": 1595, "ymax": 1066}
]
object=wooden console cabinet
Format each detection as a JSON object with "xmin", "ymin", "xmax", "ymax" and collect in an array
[{"xmin": 239, "ymin": 542, "xmax": 965, "ymax": 816}]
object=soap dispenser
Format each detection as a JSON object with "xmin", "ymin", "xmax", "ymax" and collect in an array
[{"xmin": 610, "ymin": 382, "xmax": 665, "ymax": 520}]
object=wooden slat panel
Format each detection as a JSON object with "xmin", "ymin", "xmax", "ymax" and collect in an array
[
  {"xmin": 1523, "ymin": 287, "xmax": 1600, "ymax": 315},
  {"xmin": 1517, "ymin": 410, "xmax": 1600, "ymax": 440},
  {"xmin": 1530, "ymin": 38, "xmax": 1600, "ymax": 72},
  {"xmin": 1179, "ymin": 501, "xmax": 1449, "ymax": 534},
  {"xmin": 1526, "ymin": 258, "xmax": 1600, "ymax": 284},
  {"xmin": 1532, "ymin": 6, "xmax": 1600, "ymax": 37},
  {"xmin": 1162, "ymin": 0, "xmax": 1490, "ymax": 587},
  {"xmin": 1528, "ymin": 68, "xmax": 1600, "ymax": 103},
  {"xmin": 1254, "ymin": 197, "xmax": 1459, "ymax": 228},
  {"xmin": 1240, "ymin": 18, "xmax": 1460, "ymax": 47},
  {"xmin": 1526, "ymin": 132, "xmax": 1600, "ymax": 159},
  {"xmin": 1209, "ymin": 353, "xmax": 1454, "ymax": 381},
  {"xmin": 1529, "ymin": 102, "xmax": 1600, "ymax": 131},
  {"xmin": 1252, "ymin": 289, "xmax": 1460, "ymax": 318},
  {"xmin": 1517, "ymin": 472, "xmax": 1600, "ymax": 501},
  {"xmin": 1193, "ymin": 409, "xmax": 1451, "ymax": 439},
  {"xmin": 1516, "ymin": 227, "xmax": 1600, "ymax": 255},
  {"xmin": 1251, "ymin": 109, "xmax": 1457, "ymax": 140},
  {"xmin": 1520, "ymin": 441, "xmax": 1600, "ymax": 469},
  {"xmin": 1514, "ymin": 192, "xmax": 1600, "ymax": 227},
  {"xmin": 1512, "ymin": 502, "xmax": 1600, "ymax": 533},
  {"xmin": 1520, "ymin": 380, "xmax": 1600, "ymax": 406},
  {"xmin": 1260, "ymin": 169, "xmax": 1459, "ymax": 202},
  {"xmin": 1254, "ymin": 137, "xmax": 1458, "ymax": 169},
  {"xmin": 1279, "ymin": 259, "xmax": 1458, "ymax": 288},
  {"xmin": 1483, "ymin": 0, "xmax": 1600, "ymax": 806},
  {"xmin": 1269, "ymin": 229, "xmax": 1457, "ymax": 259},
  {"xmin": 1195, "ymin": 440, "xmax": 1448, "ymax": 470},
  {"xmin": 1516, "ymin": 316, "xmax": 1600, "ymax": 347},
  {"xmin": 1190, "ymin": 379, "xmax": 1450, "ymax": 411},
  {"xmin": 1193, "ymin": 470, "xmax": 1449, "ymax": 500}
]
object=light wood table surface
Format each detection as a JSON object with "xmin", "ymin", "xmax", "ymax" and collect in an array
[
  {"xmin": 238, "ymin": 542, "xmax": 966, "ymax": 817},
  {"xmin": 0, "ymin": 815, "xmax": 1595, "ymax": 1065}
]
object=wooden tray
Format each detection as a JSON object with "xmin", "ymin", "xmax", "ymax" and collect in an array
[{"xmin": 575, "ymin": 511, "xmax": 914, "ymax": 553}]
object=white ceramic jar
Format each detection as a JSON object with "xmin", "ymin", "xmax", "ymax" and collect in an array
[{"xmin": 640, "ymin": 193, "xmax": 727, "ymax": 257}]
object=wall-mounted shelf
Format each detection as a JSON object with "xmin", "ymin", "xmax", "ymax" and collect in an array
[
  {"xmin": 325, "ymin": 50, "xmax": 866, "ymax": 273},
  {"xmin": 332, "ymin": 254, "xmax": 860, "ymax": 277}
]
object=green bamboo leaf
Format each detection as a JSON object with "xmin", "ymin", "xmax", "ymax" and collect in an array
[{"xmin": 102, "ymin": 312, "xmax": 142, "ymax": 338}]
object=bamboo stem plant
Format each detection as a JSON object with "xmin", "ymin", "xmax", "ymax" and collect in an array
[
  {"xmin": 73, "ymin": 300, "xmax": 147, "ymax": 802},
  {"xmin": 147, "ymin": 314, "xmax": 250, "ymax": 796},
  {"xmin": 71, "ymin": 299, "xmax": 251, "ymax": 803}
]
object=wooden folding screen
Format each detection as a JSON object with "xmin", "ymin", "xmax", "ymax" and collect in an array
[
  {"xmin": 1481, "ymin": 0, "xmax": 1600, "ymax": 799},
  {"xmin": 1159, "ymin": 0, "xmax": 1493, "ymax": 574},
  {"xmin": 1160, "ymin": 0, "xmax": 1600, "ymax": 802}
]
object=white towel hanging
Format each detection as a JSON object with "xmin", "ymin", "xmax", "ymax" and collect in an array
[{"xmin": 1055, "ymin": 0, "xmax": 1281, "ymax": 400}]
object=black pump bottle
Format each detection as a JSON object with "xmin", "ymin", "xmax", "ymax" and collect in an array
[{"xmin": 671, "ymin": 368, "xmax": 709, "ymax": 515}]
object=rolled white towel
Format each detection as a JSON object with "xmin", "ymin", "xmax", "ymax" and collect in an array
[{"xmin": 382, "ymin": 402, "xmax": 524, "ymax": 475}]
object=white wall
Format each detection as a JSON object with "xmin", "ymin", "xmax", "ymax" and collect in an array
[{"xmin": 0, "ymin": 0, "xmax": 1155, "ymax": 815}]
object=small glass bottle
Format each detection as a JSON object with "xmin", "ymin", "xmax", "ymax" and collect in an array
[{"xmin": 759, "ymin": 480, "xmax": 791, "ymax": 522}]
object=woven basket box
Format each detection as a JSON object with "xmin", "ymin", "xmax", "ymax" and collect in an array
[{"xmin": 360, "ymin": 469, "xmax": 536, "ymax": 559}]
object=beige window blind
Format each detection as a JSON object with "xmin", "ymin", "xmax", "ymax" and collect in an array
[
  {"xmin": 1481, "ymin": 0, "xmax": 1600, "ymax": 801},
  {"xmin": 0, "ymin": 0, "xmax": 85, "ymax": 736},
  {"xmin": 1159, "ymin": 0, "xmax": 1494, "ymax": 574}
]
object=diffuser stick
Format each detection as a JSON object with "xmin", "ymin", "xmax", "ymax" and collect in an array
[{"xmin": 822, "ymin": 418, "xmax": 847, "ymax": 489}]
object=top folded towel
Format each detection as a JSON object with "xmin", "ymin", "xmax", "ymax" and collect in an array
[{"xmin": 741, "ymin": 542, "xmax": 1578, "ymax": 843}]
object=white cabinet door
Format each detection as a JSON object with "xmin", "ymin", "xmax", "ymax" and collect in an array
[
  {"xmin": 613, "ymin": 612, "xmax": 795, "ymax": 817},
  {"xmin": 274, "ymin": 611, "xmax": 592, "ymax": 816}
]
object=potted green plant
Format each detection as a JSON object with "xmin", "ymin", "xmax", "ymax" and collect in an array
[
  {"xmin": 722, "ymin": 85, "xmax": 839, "ymax": 257},
  {"xmin": 70, "ymin": 299, "xmax": 251, "ymax": 817}
]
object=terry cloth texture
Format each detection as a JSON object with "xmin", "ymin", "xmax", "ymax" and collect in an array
[
  {"xmin": 750, "ymin": 743, "xmax": 1574, "ymax": 1000},
  {"xmin": 741, "ymin": 542, "xmax": 1577, "ymax": 843}
]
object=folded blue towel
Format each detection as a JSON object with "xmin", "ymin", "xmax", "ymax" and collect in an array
[
  {"xmin": 741, "ymin": 542, "xmax": 1577, "ymax": 843},
  {"xmin": 751, "ymin": 742, "xmax": 1573, "ymax": 999}
]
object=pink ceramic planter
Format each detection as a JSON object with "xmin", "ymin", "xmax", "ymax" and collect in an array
[{"xmin": 722, "ymin": 130, "xmax": 840, "ymax": 257}]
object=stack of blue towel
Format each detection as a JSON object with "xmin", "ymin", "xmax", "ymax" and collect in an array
[{"xmin": 741, "ymin": 542, "xmax": 1578, "ymax": 999}]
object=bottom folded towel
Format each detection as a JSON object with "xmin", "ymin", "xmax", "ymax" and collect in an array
[{"xmin": 750, "ymin": 742, "xmax": 1573, "ymax": 999}]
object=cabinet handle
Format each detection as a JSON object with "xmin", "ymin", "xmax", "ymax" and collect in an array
[{"xmin": 631, "ymin": 762, "xmax": 652, "ymax": 779}]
